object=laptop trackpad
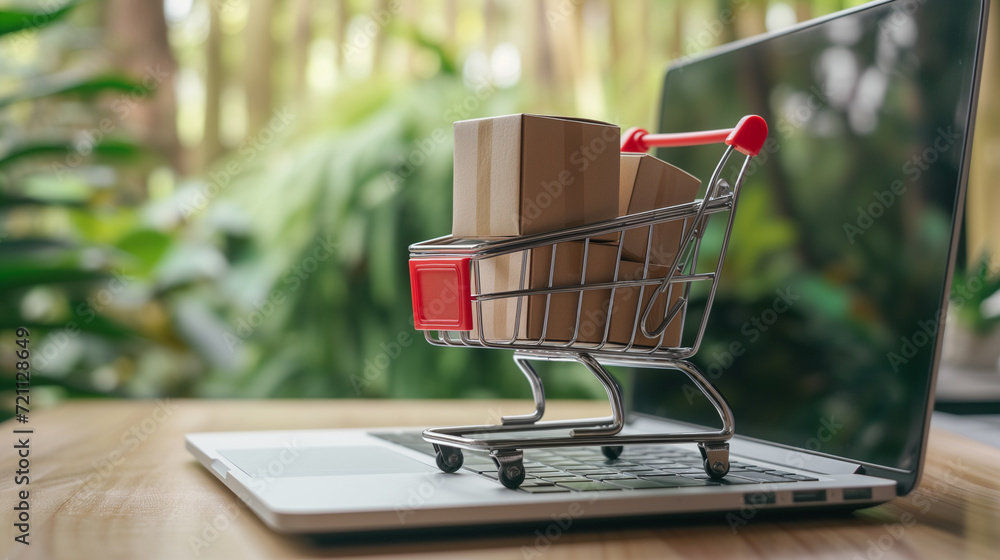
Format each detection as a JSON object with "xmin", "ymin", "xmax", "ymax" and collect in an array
[{"xmin": 219, "ymin": 446, "xmax": 435, "ymax": 477}]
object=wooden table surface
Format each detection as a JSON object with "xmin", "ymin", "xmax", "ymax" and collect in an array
[{"xmin": 2, "ymin": 399, "xmax": 999, "ymax": 560}]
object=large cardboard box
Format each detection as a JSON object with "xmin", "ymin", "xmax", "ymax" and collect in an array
[
  {"xmin": 453, "ymin": 114, "xmax": 621, "ymax": 238},
  {"xmin": 471, "ymin": 242, "xmax": 684, "ymax": 348},
  {"xmin": 619, "ymin": 154, "xmax": 701, "ymax": 265}
]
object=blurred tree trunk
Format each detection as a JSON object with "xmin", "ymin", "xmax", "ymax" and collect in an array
[
  {"xmin": 445, "ymin": 0, "xmax": 457, "ymax": 48},
  {"xmin": 485, "ymin": 0, "xmax": 497, "ymax": 52},
  {"xmin": 608, "ymin": 0, "xmax": 622, "ymax": 98},
  {"xmin": 403, "ymin": 0, "xmax": 420, "ymax": 76},
  {"xmin": 530, "ymin": 0, "xmax": 556, "ymax": 110},
  {"xmin": 201, "ymin": 0, "xmax": 224, "ymax": 170},
  {"xmin": 371, "ymin": 0, "xmax": 387, "ymax": 74},
  {"xmin": 735, "ymin": 0, "xmax": 767, "ymax": 39},
  {"xmin": 293, "ymin": 0, "xmax": 313, "ymax": 98},
  {"xmin": 966, "ymin": 0, "xmax": 1000, "ymax": 263},
  {"xmin": 795, "ymin": 2, "xmax": 813, "ymax": 23},
  {"xmin": 245, "ymin": 0, "xmax": 276, "ymax": 135},
  {"xmin": 103, "ymin": 0, "xmax": 184, "ymax": 173},
  {"xmin": 334, "ymin": 0, "xmax": 348, "ymax": 73},
  {"xmin": 670, "ymin": 0, "xmax": 684, "ymax": 60}
]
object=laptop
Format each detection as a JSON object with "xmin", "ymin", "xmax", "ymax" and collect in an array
[{"xmin": 187, "ymin": 0, "xmax": 989, "ymax": 534}]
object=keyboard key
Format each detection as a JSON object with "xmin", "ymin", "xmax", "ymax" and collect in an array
[
  {"xmin": 615, "ymin": 466, "xmax": 656, "ymax": 473},
  {"xmin": 683, "ymin": 475, "xmax": 759, "ymax": 485},
  {"xmin": 639, "ymin": 475, "xmax": 717, "ymax": 487},
  {"xmin": 524, "ymin": 467, "xmax": 563, "ymax": 474},
  {"xmin": 519, "ymin": 480, "xmax": 556, "ymax": 488},
  {"xmin": 659, "ymin": 468, "xmax": 706, "ymax": 475},
  {"xmin": 727, "ymin": 472, "xmax": 796, "ymax": 483},
  {"xmin": 547, "ymin": 460, "xmax": 587, "ymax": 467},
  {"xmin": 567, "ymin": 468, "xmax": 618, "ymax": 475},
  {"xmin": 556, "ymin": 481, "xmax": 623, "ymax": 492},
  {"xmin": 539, "ymin": 475, "xmax": 593, "ymax": 483},
  {"xmin": 621, "ymin": 469, "xmax": 671, "ymax": 476},
  {"xmin": 606, "ymin": 478, "xmax": 678, "ymax": 490},
  {"xmin": 587, "ymin": 474, "xmax": 638, "ymax": 481}
]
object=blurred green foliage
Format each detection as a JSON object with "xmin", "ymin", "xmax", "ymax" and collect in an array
[{"xmin": 3, "ymin": 0, "xmax": 991, "ymax": 421}]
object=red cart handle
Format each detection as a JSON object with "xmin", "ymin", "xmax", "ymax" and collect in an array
[{"xmin": 620, "ymin": 114, "xmax": 768, "ymax": 157}]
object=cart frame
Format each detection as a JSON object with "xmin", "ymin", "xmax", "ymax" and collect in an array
[{"xmin": 408, "ymin": 115, "xmax": 768, "ymax": 489}]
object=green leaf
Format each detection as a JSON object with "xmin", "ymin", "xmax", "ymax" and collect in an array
[
  {"xmin": 0, "ymin": 74, "xmax": 147, "ymax": 108},
  {"xmin": 0, "ymin": 193, "xmax": 86, "ymax": 208},
  {"xmin": 0, "ymin": 260, "xmax": 108, "ymax": 292},
  {"xmin": 0, "ymin": 1, "xmax": 81, "ymax": 37},
  {"xmin": 0, "ymin": 239, "xmax": 74, "ymax": 257},
  {"xmin": 116, "ymin": 229, "xmax": 172, "ymax": 275},
  {"xmin": 0, "ymin": 315, "xmax": 133, "ymax": 339},
  {"xmin": 0, "ymin": 138, "xmax": 147, "ymax": 168}
]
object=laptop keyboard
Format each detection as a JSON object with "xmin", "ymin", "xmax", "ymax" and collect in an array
[{"xmin": 372, "ymin": 431, "xmax": 818, "ymax": 493}]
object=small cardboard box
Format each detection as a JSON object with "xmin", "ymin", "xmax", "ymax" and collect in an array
[
  {"xmin": 453, "ymin": 114, "xmax": 621, "ymax": 238},
  {"xmin": 471, "ymin": 241, "xmax": 684, "ymax": 348},
  {"xmin": 619, "ymin": 154, "xmax": 701, "ymax": 265}
]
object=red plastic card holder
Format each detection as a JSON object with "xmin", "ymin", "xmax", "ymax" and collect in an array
[{"xmin": 409, "ymin": 257, "xmax": 472, "ymax": 331}]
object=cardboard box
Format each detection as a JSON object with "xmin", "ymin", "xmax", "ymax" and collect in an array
[
  {"xmin": 453, "ymin": 114, "xmax": 621, "ymax": 238},
  {"xmin": 619, "ymin": 154, "xmax": 701, "ymax": 265},
  {"xmin": 471, "ymin": 241, "xmax": 684, "ymax": 348}
]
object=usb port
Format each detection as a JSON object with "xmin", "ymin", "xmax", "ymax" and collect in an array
[
  {"xmin": 792, "ymin": 489, "xmax": 827, "ymax": 503},
  {"xmin": 744, "ymin": 491, "xmax": 776, "ymax": 506},
  {"xmin": 843, "ymin": 488, "xmax": 873, "ymax": 501}
]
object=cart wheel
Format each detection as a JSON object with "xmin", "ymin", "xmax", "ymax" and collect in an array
[
  {"xmin": 601, "ymin": 445, "xmax": 624, "ymax": 460},
  {"xmin": 704, "ymin": 458, "xmax": 729, "ymax": 479},
  {"xmin": 698, "ymin": 442, "xmax": 730, "ymax": 479},
  {"xmin": 434, "ymin": 446, "xmax": 463, "ymax": 473},
  {"xmin": 497, "ymin": 462, "xmax": 526, "ymax": 489}
]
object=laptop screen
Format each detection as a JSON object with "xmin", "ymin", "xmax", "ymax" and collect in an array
[{"xmin": 632, "ymin": 0, "xmax": 985, "ymax": 472}]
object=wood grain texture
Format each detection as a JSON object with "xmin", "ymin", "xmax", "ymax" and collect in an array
[{"xmin": 1, "ymin": 400, "xmax": 999, "ymax": 560}]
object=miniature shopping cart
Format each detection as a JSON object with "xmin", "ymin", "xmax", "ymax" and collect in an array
[{"xmin": 408, "ymin": 115, "xmax": 768, "ymax": 489}]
